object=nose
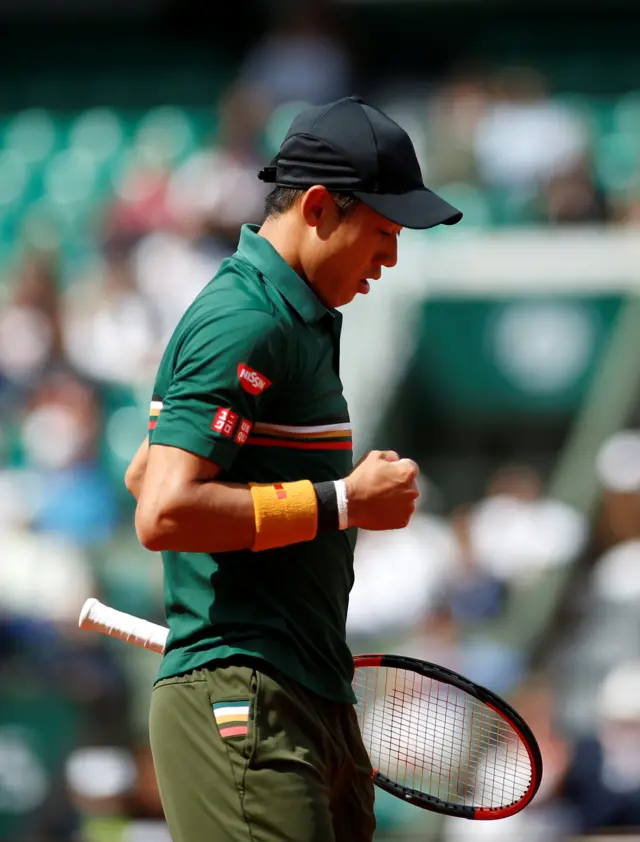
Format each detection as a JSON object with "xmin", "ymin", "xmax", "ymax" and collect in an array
[{"xmin": 381, "ymin": 235, "xmax": 398, "ymax": 269}]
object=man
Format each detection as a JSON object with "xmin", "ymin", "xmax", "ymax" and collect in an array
[{"xmin": 126, "ymin": 95, "xmax": 462, "ymax": 842}]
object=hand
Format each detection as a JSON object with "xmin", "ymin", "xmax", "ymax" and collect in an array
[{"xmin": 344, "ymin": 450, "xmax": 420, "ymax": 531}]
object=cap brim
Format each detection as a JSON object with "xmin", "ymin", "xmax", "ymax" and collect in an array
[{"xmin": 353, "ymin": 187, "xmax": 463, "ymax": 230}]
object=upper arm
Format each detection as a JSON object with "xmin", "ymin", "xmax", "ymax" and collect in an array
[
  {"xmin": 137, "ymin": 443, "xmax": 224, "ymax": 521},
  {"xmin": 140, "ymin": 308, "xmax": 285, "ymax": 513}
]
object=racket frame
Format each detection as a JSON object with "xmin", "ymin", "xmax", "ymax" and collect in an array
[{"xmin": 353, "ymin": 653, "xmax": 542, "ymax": 820}]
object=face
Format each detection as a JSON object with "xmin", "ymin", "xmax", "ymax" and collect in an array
[{"xmin": 299, "ymin": 188, "xmax": 402, "ymax": 308}]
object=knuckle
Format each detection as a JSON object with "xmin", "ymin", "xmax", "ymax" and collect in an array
[{"xmin": 398, "ymin": 459, "xmax": 417, "ymax": 478}]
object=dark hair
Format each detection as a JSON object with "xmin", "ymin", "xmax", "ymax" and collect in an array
[{"xmin": 264, "ymin": 186, "xmax": 359, "ymax": 220}]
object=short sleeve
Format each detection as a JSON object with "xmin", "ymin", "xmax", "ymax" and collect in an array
[{"xmin": 150, "ymin": 309, "xmax": 285, "ymax": 470}]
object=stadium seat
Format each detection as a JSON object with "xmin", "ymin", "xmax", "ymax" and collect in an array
[
  {"xmin": 613, "ymin": 91, "xmax": 640, "ymax": 137},
  {"xmin": 133, "ymin": 105, "xmax": 197, "ymax": 167},
  {"xmin": 593, "ymin": 131, "xmax": 640, "ymax": 194},
  {"xmin": 67, "ymin": 108, "xmax": 124, "ymax": 165},
  {"xmin": 44, "ymin": 148, "xmax": 99, "ymax": 208},
  {"xmin": 3, "ymin": 109, "xmax": 59, "ymax": 165},
  {"xmin": 0, "ymin": 149, "xmax": 30, "ymax": 211},
  {"xmin": 263, "ymin": 100, "xmax": 310, "ymax": 159}
]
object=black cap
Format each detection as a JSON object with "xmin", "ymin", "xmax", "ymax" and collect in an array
[{"xmin": 258, "ymin": 95, "xmax": 462, "ymax": 230}]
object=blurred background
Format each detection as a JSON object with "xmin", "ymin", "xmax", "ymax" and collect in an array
[{"xmin": 4, "ymin": 0, "xmax": 640, "ymax": 839}]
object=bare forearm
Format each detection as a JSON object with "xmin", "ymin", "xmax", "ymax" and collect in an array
[{"xmin": 136, "ymin": 480, "xmax": 256, "ymax": 553}]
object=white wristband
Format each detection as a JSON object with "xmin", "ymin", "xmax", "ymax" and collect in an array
[{"xmin": 334, "ymin": 479, "xmax": 349, "ymax": 530}]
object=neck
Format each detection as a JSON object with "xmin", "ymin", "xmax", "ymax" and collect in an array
[{"xmin": 257, "ymin": 216, "xmax": 308, "ymax": 282}]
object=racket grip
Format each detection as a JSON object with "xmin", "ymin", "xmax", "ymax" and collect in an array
[{"xmin": 79, "ymin": 597, "xmax": 168, "ymax": 654}]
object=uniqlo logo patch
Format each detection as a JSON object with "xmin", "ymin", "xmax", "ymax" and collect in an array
[
  {"xmin": 212, "ymin": 407, "xmax": 238, "ymax": 437},
  {"xmin": 237, "ymin": 363, "xmax": 271, "ymax": 396},
  {"xmin": 234, "ymin": 419, "xmax": 252, "ymax": 444}
]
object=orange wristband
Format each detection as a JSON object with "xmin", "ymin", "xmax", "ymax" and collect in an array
[{"xmin": 249, "ymin": 481, "xmax": 318, "ymax": 552}]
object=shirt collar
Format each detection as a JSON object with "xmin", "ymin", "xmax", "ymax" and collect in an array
[{"xmin": 237, "ymin": 224, "xmax": 333, "ymax": 325}]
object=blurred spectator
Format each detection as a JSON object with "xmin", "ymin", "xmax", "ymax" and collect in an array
[
  {"xmin": 62, "ymin": 237, "xmax": 160, "ymax": 388},
  {"xmin": 423, "ymin": 65, "xmax": 489, "ymax": 186},
  {"xmin": 441, "ymin": 504, "xmax": 506, "ymax": 624},
  {"xmin": 347, "ymin": 487, "xmax": 461, "ymax": 640},
  {"xmin": 0, "ymin": 529, "xmax": 93, "ymax": 626},
  {"xmin": 402, "ymin": 602, "xmax": 524, "ymax": 695},
  {"xmin": 444, "ymin": 665, "xmax": 640, "ymax": 841},
  {"xmin": 121, "ymin": 745, "xmax": 166, "ymax": 822},
  {"xmin": 560, "ymin": 661, "xmax": 640, "ymax": 832},
  {"xmin": 131, "ymin": 228, "xmax": 221, "ymax": 348},
  {"xmin": 594, "ymin": 429, "xmax": 640, "ymax": 548},
  {"xmin": 65, "ymin": 745, "xmax": 136, "ymax": 824},
  {"xmin": 105, "ymin": 161, "xmax": 175, "ymax": 248},
  {"xmin": 474, "ymin": 67, "xmax": 589, "ymax": 190},
  {"xmin": 132, "ymin": 83, "xmax": 271, "ymax": 344},
  {"xmin": 18, "ymin": 371, "xmax": 118, "ymax": 546},
  {"xmin": 485, "ymin": 463, "xmax": 543, "ymax": 500},
  {"xmin": 238, "ymin": 0, "xmax": 353, "ymax": 107},
  {"xmin": 64, "ymin": 742, "xmax": 171, "ymax": 840},
  {"xmin": 467, "ymin": 463, "xmax": 588, "ymax": 587},
  {"xmin": 166, "ymin": 82, "xmax": 270, "ymax": 254},
  {"xmin": 0, "ymin": 249, "xmax": 67, "ymax": 405},
  {"xmin": 617, "ymin": 190, "xmax": 640, "ymax": 226},
  {"xmin": 538, "ymin": 156, "xmax": 612, "ymax": 225},
  {"xmin": 0, "ymin": 611, "xmax": 131, "ymax": 842}
]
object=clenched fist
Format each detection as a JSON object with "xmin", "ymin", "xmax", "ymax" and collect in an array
[{"xmin": 344, "ymin": 450, "xmax": 420, "ymax": 531}]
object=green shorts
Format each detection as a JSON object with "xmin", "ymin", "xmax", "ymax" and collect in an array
[{"xmin": 149, "ymin": 659, "xmax": 376, "ymax": 842}]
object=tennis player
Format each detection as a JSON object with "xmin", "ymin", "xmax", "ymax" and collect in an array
[{"xmin": 126, "ymin": 96, "xmax": 462, "ymax": 842}]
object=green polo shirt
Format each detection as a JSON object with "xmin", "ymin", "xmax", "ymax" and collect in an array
[{"xmin": 148, "ymin": 224, "xmax": 357, "ymax": 703}]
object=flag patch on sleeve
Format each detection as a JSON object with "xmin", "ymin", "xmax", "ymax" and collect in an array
[
  {"xmin": 212, "ymin": 701, "xmax": 250, "ymax": 738},
  {"xmin": 148, "ymin": 400, "xmax": 163, "ymax": 431}
]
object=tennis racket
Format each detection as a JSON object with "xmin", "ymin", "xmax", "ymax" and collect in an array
[{"xmin": 79, "ymin": 597, "xmax": 542, "ymax": 820}]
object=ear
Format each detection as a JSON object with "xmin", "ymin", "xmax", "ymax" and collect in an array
[{"xmin": 300, "ymin": 185, "xmax": 332, "ymax": 228}]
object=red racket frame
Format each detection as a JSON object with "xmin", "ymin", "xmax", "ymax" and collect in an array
[{"xmin": 352, "ymin": 654, "xmax": 542, "ymax": 820}]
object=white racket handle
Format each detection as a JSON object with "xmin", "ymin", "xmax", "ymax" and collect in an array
[{"xmin": 79, "ymin": 597, "xmax": 168, "ymax": 654}]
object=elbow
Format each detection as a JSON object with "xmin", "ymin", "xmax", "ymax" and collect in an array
[
  {"xmin": 125, "ymin": 463, "xmax": 143, "ymax": 500},
  {"xmin": 124, "ymin": 467, "xmax": 136, "ymax": 496},
  {"xmin": 135, "ymin": 512, "xmax": 162, "ymax": 552},
  {"xmin": 135, "ymin": 501, "xmax": 174, "ymax": 552}
]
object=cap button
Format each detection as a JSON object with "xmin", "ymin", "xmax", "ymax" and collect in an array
[{"xmin": 350, "ymin": 95, "xmax": 365, "ymax": 103}]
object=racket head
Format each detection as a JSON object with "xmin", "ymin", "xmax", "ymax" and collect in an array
[{"xmin": 352, "ymin": 654, "xmax": 542, "ymax": 820}]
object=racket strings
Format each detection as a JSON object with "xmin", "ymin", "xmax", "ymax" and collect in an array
[{"xmin": 353, "ymin": 666, "xmax": 532, "ymax": 809}]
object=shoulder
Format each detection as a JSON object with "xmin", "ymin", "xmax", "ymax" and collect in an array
[
  {"xmin": 166, "ymin": 281, "xmax": 285, "ymax": 369},
  {"xmin": 180, "ymin": 255, "xmax": 295, "ymax": 337}
]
